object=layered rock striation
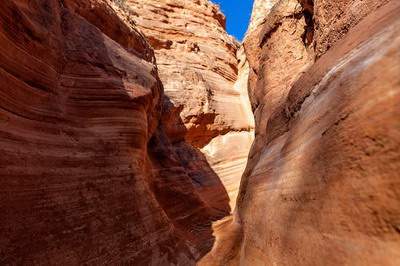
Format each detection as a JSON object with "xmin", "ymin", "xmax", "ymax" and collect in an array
[
  {"xmin": 0, "ymin": 0, "xmax": 254, "ymax": 264},
  {"xmin": 2, "ymin": 0, "xmax": 398, "ymax": 265},
  {"xmin": 202, "ymin": 0, "xmax": 400, "ymax": 265},
  {"xmin": 0, "ymin": 0, "xmax": 202, "ymax": 264},
  {"xmin": 127, "ymin": 0, "xmax": 254, "ymax": 147},
  {"xmin": 126, "ymin": 0, "xmax": 255, "ymax": 211}
]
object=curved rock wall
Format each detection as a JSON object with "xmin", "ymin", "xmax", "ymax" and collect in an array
[
  {"xmin": 203, "ymin": 0, "xmax": 400, "ymax": 265},
  {"xmin": 0, "ymin": 0, "xmax": 187, "ymax": 264},
  {"xmin": 0, "ymin": 0, "xmax": 255, "ymax": 264},
  {"xmin": 3, "ymin": 0, "xmax": 396, "ymax": 265}
]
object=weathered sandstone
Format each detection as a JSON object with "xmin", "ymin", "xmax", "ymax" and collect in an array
[
  {"xmin": 126, "ymin": 0, "xmax": 254, "ymax": 147},
  {"xmin": 202, "ymin": 0, "xmax": 400, "ymax": 265},
  {"xmin": 126, "ymin": 0, "xmax": 255, "ymax": 211},
  {"xmin": 0, "ymin": 0, "xmax": 202, "ymax": 264},
  {"xmin": 201, "ymin": 46, "xmax": 255, "ymax": 210},
  {"xmin": 0, "ymin": 0, "xmax": 254, "ymax": 264},
  {"xmin": 0, "ymin": 0, "xmax": 243, "ymax": 264},
  {"xmin": 247, "ymin": 0, "xmax": 278, "ymax": 35},
  {"xmin": 2, "ymin": 0, "xmax": 399, "ymax": 264}
]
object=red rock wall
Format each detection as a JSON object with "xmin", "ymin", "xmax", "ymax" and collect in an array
[
  {"xmin": 3, "ymin": 0, "xmax": 396, "ymax": 264},
  {"xmin": 0, "ymin": 0, "xmax": 258, "ymax": 263},
  {"xmin": 126, "ymin": 0, "xmax": 254, "ymax": 146},
  {"xmin": 125, "ymin": 0, "xmax": 255, "ymax": 214},
  {"xmin": 0, "ymin": 0, "xmax": 230, "ymax": 264},
  {"xmin": 201, "ymin": 0, "xmax": 400, "ymax": 265}
]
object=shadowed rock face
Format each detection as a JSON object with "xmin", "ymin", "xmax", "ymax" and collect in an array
[
  {"xmin": 0, "ymin": 0, "xmax": 191, "ymax": 264},
  {"xmin": 0, "ymin": 0, "xmax": 242, "ymax": 264},
  {"xmin": 201, "ymin": 0, "xmax": 400, "ymax": 265},
  {"xmin": 0, "ymin": 0, "xmax": 256, "ymax": 264}
]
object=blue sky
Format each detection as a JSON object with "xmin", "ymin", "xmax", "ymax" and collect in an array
[{"xmin": 211, "ymin": 0, "xmax": 254, "ymax": 41}]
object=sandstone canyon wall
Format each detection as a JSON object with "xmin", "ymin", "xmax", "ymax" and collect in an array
[
  {"xmin": 0, "ymin": 0, "xmax": 193, "ymax": 264},
  {"xmin": 1, "ymin": 0, "xmax": 399, "ymax": 265},
  {"xmin": 125, "ymin": 0, "xmax": 255, "ymax": 210},
  {"xmin": 0, "ymin": 0, "xmax": 253, "ymax": 264},
  {"xmin": 201, "ymin": 0, "xmax": 400, "ymax": 265}
]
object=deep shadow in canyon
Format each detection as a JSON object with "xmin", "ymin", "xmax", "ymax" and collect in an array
[{"xmin": 148, "ymin": 95, "xmax": 231, "ymax": 257}]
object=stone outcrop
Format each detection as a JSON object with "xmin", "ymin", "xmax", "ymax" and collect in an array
[
  {"xmin": 126, "ymin": 0, "xmax": 255, "ymax": 211},
  {"xmin": 126, "ymin": 0, "xmax": 254, "ymax": 147},
  {"xmin": 247, "ymin": 0, "xmax": 278, "ymax": 35},
  {"xmin": 202, "ymin": 0, "xmax": 400, "ymax": 265},
  {"xmin": 200, "ymin": 46, "xmax": 255, "ymax": 210},
  {"xmin": 0, "ymin": 0, "xmax": 254, "ymax": 264}
]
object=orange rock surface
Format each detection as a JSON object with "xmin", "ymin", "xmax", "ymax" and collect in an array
[
  {"xmin": 0, "ymin": 0, "xmax": 254, "ymax": 264},
  {"xmin": 127, "ymin": 0, "xmax": 254, "ymax": 147},
  {"xmin": 0, "ymin": 0, "xmax": 203, "ymax": 264},
  {"xmin": 1, "ymin": 0, "xmax": 399, "ymax": 264},
  {"xmin": 202, "ymin": 0, "xmax": 400, "ymax": 265},
  {"xmin": 126, "ymin": 0, "xmax": 255, "ymax": 212}
]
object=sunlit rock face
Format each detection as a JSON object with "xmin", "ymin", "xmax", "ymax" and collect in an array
[
  {"xmin": 201, "ymin": 0, "xmax": 400, "ymax": 265},
  {"xmin": 127, "ymin": 0, "xmax": 254, "ymax": 147},
  {"xmin": 201, "ymin": 46, "xmax": 255, "ymax": 210},
  {"xmin": 3, "ymin": 0, "xmax": 397, "ymax": 264},
  {"xmin": 126, "ymin": 0, "xmax": 255, "ymax": 212},
  {"xmin": 247, "ymin": 0, "xmax": 279, "ymax": 35}
]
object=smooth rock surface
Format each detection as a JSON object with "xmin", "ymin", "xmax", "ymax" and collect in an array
[
  {"xmin": 0, "ymin": 0, "xmax": 184, "ymax": 264},
  {"xmin": 0, "ymin": 0, "xmax": 255, "ymax": 264},
  {"xmin": 0, "ymin": 0, "xmax": 237, "ymax": 264},
  {"xmin": 202, "ymin": 0, "xmax": 400, "ymax": 265}
]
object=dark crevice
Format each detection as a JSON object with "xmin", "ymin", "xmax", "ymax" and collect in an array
[
  {"xmin": 300, "ymin": 0, "xmax": 315, "ymax": 47},
  {"xmin": 301, "ymin": 9, "xmax": 314, "ymax": 47}
]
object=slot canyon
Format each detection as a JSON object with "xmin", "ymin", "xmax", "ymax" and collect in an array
[{"xmin": 0, "ymin": 0, "xmax": 399, "ymax": 265}]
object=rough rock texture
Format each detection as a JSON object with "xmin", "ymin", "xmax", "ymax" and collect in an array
[
  {"xmin": 127, "ymin": 0, "xmax": 253, "ymax": 147},
  {"xmin": 126, "ymin": 0, "xmax": 255, "ymax": 211},
  {"xmin": 245, "ymin": 0, "xmax": 315, "ymax": 152},
  {"xmin": 313, "ymin": 0, "xmax": 391, "ymax": 57},
  {"xmin": 0, "ymin": 0, "xmax": 246, "ymax": 264},
  {"xmin": 201, "ymin": 0, "xmax": 400, "ymax": 265},
  {"xmin": 247, "ymin": 0, "xmax": 278, "ymax": 35}
]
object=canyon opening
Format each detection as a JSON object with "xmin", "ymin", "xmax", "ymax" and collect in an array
[{"xmin": 0, "ymin": 0, "xmax": 399, "ymax": 265}]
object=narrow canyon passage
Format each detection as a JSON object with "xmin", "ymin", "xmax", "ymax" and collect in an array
[{"xmin": 0, "ymin": 0, "xmax": 399, "ymax": 265}]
